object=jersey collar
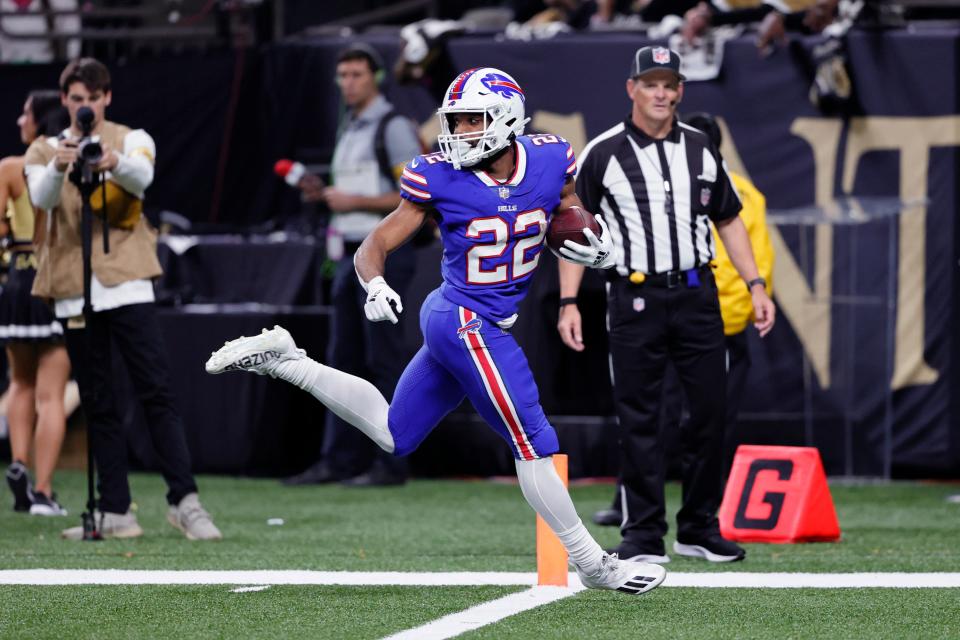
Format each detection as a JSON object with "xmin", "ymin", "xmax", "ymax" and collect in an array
[
  {"xmin": 623, "ymin": 115, "xmax": 682, "ymax": 146},
  {"xmin": 473, "ymin": 140, "xmax": 527, "ymax": 188}
]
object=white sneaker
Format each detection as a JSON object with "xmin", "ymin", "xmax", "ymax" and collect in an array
[
  {"xmin": 576, "ymin": 553, "xmax": 666, "ymax": 595},
  {"xmin": 167, "ymin": 493, "xmax": 222, "ymax": 541},
  {"xmin": 205, "ymin": 325, "xmax": 304, "ymax": 377},
  {"xmin": 61, "ymin": 510, "xmax": 144, "ymax": 540}
]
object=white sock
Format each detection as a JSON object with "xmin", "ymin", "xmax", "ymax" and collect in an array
[
  {"xmin": 515, "ymin": 457, "xmax": 605, "ymax": 575},
  {"xmin": 272, "ymin": 356, "xmax": 395, "ymax": 453}
]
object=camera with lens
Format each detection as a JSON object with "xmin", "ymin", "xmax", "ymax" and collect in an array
[
  {"xmin": 69, "ymin": 106, "xmax": 105, "ymax": 188},
  {"xmin": 76, "ymin": 106, "xmax": 102, "ymax": 167},
  {"xmin": 77, "ymin": 135, "xmax": 103, "ymax": 166}
]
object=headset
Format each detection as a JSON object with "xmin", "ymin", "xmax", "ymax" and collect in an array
[{"xmin": 335, "ymin": 42, "xmax": 386, "ymax": 86}]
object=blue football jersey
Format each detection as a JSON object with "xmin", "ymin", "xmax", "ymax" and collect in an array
[{"xmin": 400, "ymin": 134, "xmax": 577, "ymax": 322}]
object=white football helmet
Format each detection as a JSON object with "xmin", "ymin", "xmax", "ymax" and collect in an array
[{"xmin": 436, "ymin": 67, "xmax": 530, "ymax": 170}]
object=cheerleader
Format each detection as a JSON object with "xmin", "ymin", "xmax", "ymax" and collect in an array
[{"xmin": 1, "ymin": 91, "xmax": 71, "ymax": 516}]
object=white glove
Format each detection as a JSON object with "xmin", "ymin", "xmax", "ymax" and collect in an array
[
  {"xmin": 558, "ymin": 215, "xmax": 616, "ymax": 269},
  {"xmin": 364, "ymin": 276, "xmax": 403, "ymax": 324}
]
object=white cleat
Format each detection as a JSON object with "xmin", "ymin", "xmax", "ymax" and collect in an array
[
  {"xmin": 576, "ymin": 553, "xmax": 667, "ymax": 595},
  {"xmin": 205, "ymin": 325, "xmax": 304, "ymax": 377}
]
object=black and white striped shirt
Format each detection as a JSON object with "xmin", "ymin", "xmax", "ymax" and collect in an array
[{"xmin": 576, "ymin": 117, "xmax": 741, "ymax": 277}]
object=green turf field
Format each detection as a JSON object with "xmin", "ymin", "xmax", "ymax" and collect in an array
[{"xmin": 1, "ymin": 471, "xmax": 959, "ymax": 639}]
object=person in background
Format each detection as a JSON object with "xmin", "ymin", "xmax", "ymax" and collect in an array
[
  {"xmin": 592, "ymin": 111, "xmax": 775, "ymax": 527},
  {"xmin": 558, "ymin": 48, "xmax": 775, "ymax": 564},
  {"xmin": 1, "ymin": 90, "xmax": 72, "ymax": 517},
  {"xmin": 25, "ymin": 58, "xmax": 221, "ymax": 540}
]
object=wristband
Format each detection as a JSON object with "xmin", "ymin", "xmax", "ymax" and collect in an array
[
  {"xmin": 746, "ymin": 277, "xmax": 767, "ymax": 292},
  {"xmin": 362, "ymin": 274, "xmax": 386, "ymax": 294},
  {"xmin": 559, "ymin": 297, "xmax": 578, "ymax": 308}
]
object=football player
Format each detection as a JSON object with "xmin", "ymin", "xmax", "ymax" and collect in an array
[{"xmin": 207, "ymin": 67, "xmax": 665, "ymax": 595}]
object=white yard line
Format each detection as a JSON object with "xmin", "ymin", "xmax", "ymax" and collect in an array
[
  {"xmin": 0, "ymin": 570, "xmax": 534, "ymax": 586},
  {"xmin": 662, "ymin": 572, "xmax": 960, "ymax": 588},
  {"xmin": 381, "ymin": 585, "xmax": 586, "ymax": 640},
  {"xmin": 2, "ymin": 569, "xmax": 960, "ymax": 588}
]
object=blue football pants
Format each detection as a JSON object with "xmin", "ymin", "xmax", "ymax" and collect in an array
[{"xmin": 388, "ymin": 289, "xmax": 559, "ymax": 460}]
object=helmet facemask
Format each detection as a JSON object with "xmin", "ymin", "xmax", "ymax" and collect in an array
[{"xmin": 437, "ymin": 108, "xmax": 512, "ymax": 170}]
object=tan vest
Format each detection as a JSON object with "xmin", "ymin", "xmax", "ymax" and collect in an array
[{"xmin": 25, "ymin": 121, "xmax": 163, "ymax": 301}]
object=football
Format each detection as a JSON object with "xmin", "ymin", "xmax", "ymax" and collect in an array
[{"xmin": 546, "ymin": 205, "xmax": 601, "ymax": 255}]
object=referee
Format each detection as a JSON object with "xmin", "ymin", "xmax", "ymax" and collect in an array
[{"xmin": 558, "ymin": 46, "xmax": 775, "ymax": 564}]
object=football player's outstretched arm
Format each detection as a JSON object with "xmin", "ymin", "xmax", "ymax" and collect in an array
[{"xmin": 354, "ymin": 198, "xmax": 428, "ymax": 324}]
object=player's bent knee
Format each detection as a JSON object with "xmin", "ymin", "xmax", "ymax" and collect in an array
[
  {"xmin": 510, "ymin": 423, "xmax": 560, "ymax": 460},
  {"xmin": 386, "ymin": 413, "xmax": 433, "ymax": 458}
]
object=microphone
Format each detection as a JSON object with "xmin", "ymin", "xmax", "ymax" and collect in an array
[
  {"xmin": 273, "ymin": 159, "xmax": 306, "ymax": 187},
  {"xmin": 77, "ymin": 106, "xmax": 95, "ymax": 135}
]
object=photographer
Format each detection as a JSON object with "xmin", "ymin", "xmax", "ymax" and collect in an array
[{"xmin": 24, "ymin": 58, "xmax": 221, "ymax": 540}]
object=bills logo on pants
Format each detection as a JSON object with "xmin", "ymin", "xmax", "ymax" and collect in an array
[{"xmin": 457, "ymin": 316, "xmax": 483, "ymax": 340}]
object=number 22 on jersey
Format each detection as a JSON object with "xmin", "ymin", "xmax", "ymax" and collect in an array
[{"xmin": 465, "ymin": 209, "xmax": 547, "ymax": 284}]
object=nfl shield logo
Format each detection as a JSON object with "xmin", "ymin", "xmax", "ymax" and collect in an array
[
  {"xmin": 498, "ymin": 187, "xmax": 510, "ymax": 199},
  {"xmin": 700, "ymin": 187, "xmax": 712, "ymax": 207},
  {"xmin": 633, "ymin": 297, "xmax": 645, "ymax": 312},
  {"xmin": 652, "ymin": 47, "xmax": 671, "ymax": 64}
]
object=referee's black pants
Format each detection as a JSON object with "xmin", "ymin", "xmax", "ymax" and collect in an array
[
  {"xmin": 66, "ymin": 302, "xmax": 197, "ymax": 514},
  {"xmin": 608, "ymin": 269, "xmax": 727, "ymax": 548}
]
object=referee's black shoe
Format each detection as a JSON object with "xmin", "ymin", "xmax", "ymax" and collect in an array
[
  {"xmin": 340, "ymin": 465, "xmax": 406, "ymax": 487},
  {"xmin": 673, "ymin": 533, "xmax": 745, "ymax": 562},
  {"xmin": 592, "ymin": 508, "xmax": 622, "ymax": 527},
  {"xmin": 608, "ymin": 540, "xmax": 671, "ymax": 564},
  {"xmin": 282, "ymin": 461, "xmax": 341, "ymax": 486}
]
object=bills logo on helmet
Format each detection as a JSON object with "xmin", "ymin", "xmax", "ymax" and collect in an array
[
  {"xmin": 480, "ymin": 73, "xmax": 525, "ymax": 102},
  {"xmin": 447, "ymin": 67, "xmax": 480, "ymax": 102},
  {"xmin": 652, "ymin": 47, "xmax": 671, "ymax": 64},
  {"xmin": 457, "ymin": 316, "xmax": 483, "ymax": 339}
]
